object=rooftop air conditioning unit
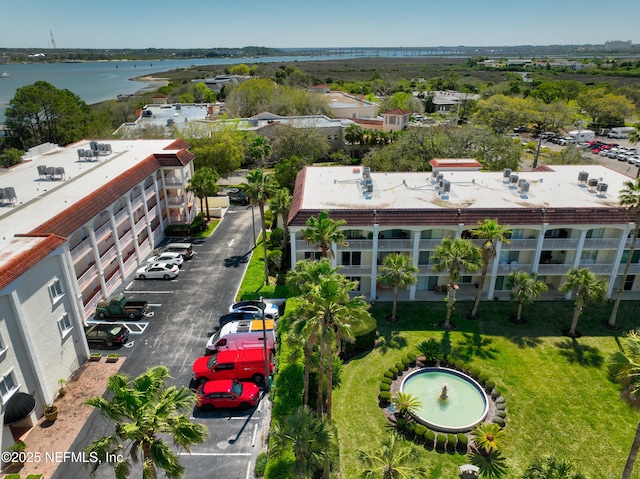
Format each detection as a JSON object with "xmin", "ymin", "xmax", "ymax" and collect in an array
[
  {"xmin": 441, "ymin": 180, "xmax": 451, "ymax": 194},
  {"xmin": 587, "ymin": 178, "xmax": 599, "ymax": 192},
  {"xmin": 503, "ymin": 168, "xmax": 512, "ymax": 179},
  {"xmin": 363, "ymin": 167, "xmax": 371, "ymax": 178},
  {"xmin": 509, "ymin": 174, "xmax": 519, "ymax": 187},
  {"xmin": 518, "ymin": 180, "xmax": 530, "ymax": 195},
  {"xmin": 596, "ymin": 182, "xmax": 608, "ymax": 194},
  {"xmin": 577, "ymin": 171, "xmax": 589, "ymax": 185}
]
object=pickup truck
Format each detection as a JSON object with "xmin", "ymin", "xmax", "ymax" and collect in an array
[{"xmin": 95, "ymin": 294, "xmax": 149, "ymax": 319}]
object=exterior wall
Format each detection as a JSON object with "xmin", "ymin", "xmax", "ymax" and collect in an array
[
  {"xmin": 290, "ymin": 223, "xmax": 640, "ymax": 301},
  {"xmin": 330, "ymin": 104, "xmax": 378, "ymax": 120},
  {"xmin": 382, "ymin": 113, "xmax": 409, "ymax": 132}
]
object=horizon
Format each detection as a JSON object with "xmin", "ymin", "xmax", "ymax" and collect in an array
[{"xmin": 2, "ymin": 0, "xmax": 639, "ymax": 50}]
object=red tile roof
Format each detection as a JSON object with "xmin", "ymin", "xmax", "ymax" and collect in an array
[
  {"xmin": 0, "ymin": 234, "xmax": 67, "ymax": 291},
  {"xmin": 383, "ymin": 108, "xmax": 410, "ymax": 115}
]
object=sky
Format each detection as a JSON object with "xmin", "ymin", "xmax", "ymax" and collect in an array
[{"xmin": 1, "ymin": 0, "xmax": 639, "ymax": 50}]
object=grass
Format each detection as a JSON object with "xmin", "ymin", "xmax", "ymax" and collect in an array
[
  {"xmin": 333, "ymin": 299, "xmax": 640, "ymax": 479},
  {"xmin": 236, "ymin": 234, "xmax": 288, "ymax": 302},
  {"xmin": 192, "ymin": 218, "xmax": 220, "ymax": 238}
]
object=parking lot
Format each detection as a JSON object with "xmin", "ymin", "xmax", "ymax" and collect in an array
[{"xmin": 58, "ymin": 205, "xmax": 268, "ymax": 479}]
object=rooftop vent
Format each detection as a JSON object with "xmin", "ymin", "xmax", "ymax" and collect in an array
[
  {"xmin": 518, "ymin": 180, "xmax": 530, "ymax": 196},
  {"xmin": 596, "ymin": 182, "xmax": 608, "ymax": 196},
  {"xmin": 503, "ymin": 168, "xmax": 512, "ymax": 183},
  {"xmin": 577, "ymin": 171, "xmax": 589, "ymax": 186},
  {"xmin": 509, "ymin": 174, "xmax": 519, "ymax": 188},
  {"xmin": 0, "ymin": 187, "xmax": 17, "ymax": 205},
  {"xmin": 587, "ymin": 177, "xmax": 600, "ymax": 193}
]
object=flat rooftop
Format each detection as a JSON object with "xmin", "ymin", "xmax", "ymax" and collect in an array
[
  {"xmin": 0, "ymin": 139, "xmax": 182, "ymax": 259},
  {"xmin": 298, "ymin": 165, "xmax": 632, "ymax": 212}
]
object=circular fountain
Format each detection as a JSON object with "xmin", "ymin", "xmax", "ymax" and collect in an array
[{"xmin": 400, "ymin": 367, "xmax": 489, "ymax": 433}]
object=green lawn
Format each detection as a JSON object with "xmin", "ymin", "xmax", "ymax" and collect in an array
[{"xmin": 333, "ymin": 300, "xmax": 640, "ymax": 479}]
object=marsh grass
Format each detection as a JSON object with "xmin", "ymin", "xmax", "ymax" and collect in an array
[{"xmin": 333, "ymin": 300, "xmax": 640, "ymax": 478}]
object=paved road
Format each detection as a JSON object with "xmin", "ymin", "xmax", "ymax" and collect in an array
[{"xmin": 54, "ymin": 205, "xmax": 268, "ymax": 479}]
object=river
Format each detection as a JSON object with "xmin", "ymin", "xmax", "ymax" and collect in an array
[{"xmin": 0, "ymin": 53, "xmax": 374, "ymax": 123}]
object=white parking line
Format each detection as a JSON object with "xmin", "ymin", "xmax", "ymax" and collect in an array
[
  {"xmin": 246, "ymin": 461, "xmax": 252, "ymax": 479},
  {"xmin": 85, "ymin": 321, "xmax": 149, "ymax": 334},
  {"xmin": 251, "ymin": 424, "xmax": 257, "ymax": 447}
]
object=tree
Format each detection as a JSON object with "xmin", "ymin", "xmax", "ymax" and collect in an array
[
  {"xmin": 301, "ymin": 210, "xmax": 347, "ymax": 258},
  {"xmin": 469, "ymin": 219, "xmax": 512, "ymax": 318},
  {"xmin": 431, "ymin": 237, "xmax": 483, "ymax": 329},
  {"xmin": 270, "ymin": 405, "xmax": 337, "ymax": 479},
  {"xmin": 378, "ymin": 253, "xmax": 418, "ymax": 322},
  {"xmin": 186, "ymin": 130, "xmax": 245, "ymax": 177},
  {"xmin": 609, "ymin": 329, "xmax": 640, "ymax": 479},
  {"xmin": 559, "ymin": 268, "xmax": 607, "ymax": 336},
  {"xmin": 471, "ymin": 422, "xmax": 507, "ymax": 455},
  {"xmin": 608, "ymin": 177, "xmax": 640, "ymax": 329},
  {"xmin": 468, "ymin": 450, "xmax": 508, "ymax": 479},
  {"xmin": 245, "ymin": 169, "xmax": 279, "ymax": 285},
  {"xmin": 271, "ymin": 124, "xmax": 330, "ymax": 162},
  {"xmin": 577, "ymin": 87, "xmax": 634, "ymax": 127},
  {"xmin": 508, "ymin": 272, "xmax": 548, "ymax": 323},
  {"xmin": 391, "ymin": 392, "xmax": 421, "ymax": 421},
  {"xmin": 629, "ymin": 124, "xmax": 640, "ymax": 145},
  {"xmin": 84, "ymin": 365, "xmax": 207, "ymax": 479},
  {"xmin": 357, "ymin": 432, "xmax": 427, "ymax": 479},
  {"xmin": 247, "ymin": 134, "xmax": 272, "ymax": 166},
  {"xmin": 187, "ymin": 167, "xmax": 219, "ymax": 221},
  {"xmin": 274, "ymin": 155, "xmax": 306, "ymax": 192},
  {"xmin": 5, "ymin": 80, "xmax": 97, "ymax": 150},
  {"xmin": 269, "ymin": 187, "xmax": 293, "ymax": 247},
  {"xmin": 521, "ymin": 456, "xmax": 588, "ymax": 479}
]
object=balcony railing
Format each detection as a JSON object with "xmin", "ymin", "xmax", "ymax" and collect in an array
[
  {"xmin": 70, "ymin": 237, "xmax": 92, "ymax": 261},
  {"xmin": 536, "ymin": 263, "xmax": 572, "ymax": 275},
  {"xmin": 578, "ymin": 263, "xmax": 613, "ymax": 274},
  {"xmin": 617, "ymin": 262, "xmax": 640, "ymax": 275},
  {"xmin": 542, "ymin": 238, "xmax": 579, "ymax": 249},
  {"xmin": 145, "ymin": 185, "xmax": 156, "ymax": 200},
  {"xmin": 77, "ymin": 264, "xmax": 98, "ymax": 289},
  {"xmin": 94, "ymin": 221, "xmax": 112, "ymax": 240},
  {"xmin": 583, "ymin": 238, "xmax": 621, "ymax": 249},
  {"xmin": 501, "ymin": 239, "xmax": 539, "ymax": 250},
  {"xmin": 164, "ymin": 176, "xmax": 182, "ymax": 185},
  {"xmin": 100, "ymin": 245, "xmax": 117, "ymax": 265},
  {"xmin": 114, "ymin": 208, "xmax": 129, "ymax": 225},
  {"xmin": 377, "ymin": 239, "xmax": 413, "ymax": 250},
  {"xmin": 419, "ymin": 239, "xmax": 445, "ymax": 249},
  {"xmin": 337, "ymin": 265, "xmax": 373, "ymax": 276}
]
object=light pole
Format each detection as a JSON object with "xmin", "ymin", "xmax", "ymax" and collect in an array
[{"xmin": 259, "ymin": 296, "xmax": 270, "ymax": 392}]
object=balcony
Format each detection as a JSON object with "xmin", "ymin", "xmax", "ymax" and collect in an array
[
  {"xmin": 578, "ymin": 263, "xmax": 613, "ymax": 275},
  {"xmin": 419, "ymin": 239, "xmax": 444, "ymax": 249},
  {"xmin": 542, "ymin": 238, "xmax": 579, "ymax": 250},
  {"xmin": 583, "ymin": 238, "xmax": 622, "ymax": 249},
  {"xmin": 145, "ymin": 185, "xmax": 156, "ymax": 201},
  {"xmin": 338, "ymin": 239, "xmax": 373, "ymax": 250},
  {"xmin": 377, "ymin": 239, "xmax": 413, "ymax": 251},
  {"xmin": 70, "ymin": 237, "xmax": 92, "ymax": 262},
  {"xmin": 337, "ymin": 265, "xmax": 373, "ymax": 276},
  {"xmin": 501, "ymin": 239, "xmax": 539, "ymax": 250},
  {"xmin": 77, "ymin": 264, "xmax": 98, "ymax": 289},
  {"xmin": 536, "ymin": 263, "xmax": 572, "ymax": 275},
  {"xmin": 114, "ymin": 208, "xmax": 129, "ymax": 226},
  {"xmin": 131, "ymin": 195, "xmax": 144, "ymax": 211},
  {"xmin": 94, "ymin": 221, "xmax": 112, "ymax": 241},
  {"xmin": 617, "ymin": 262, "xmax": 640, "ymax": 275},
  {"xmin": 164, "ymin": 175, "xmax": 182, "ymax": 185},
  {"xmin": 100, "ymin": 244, "xmax": 117, "ymax": 265}
]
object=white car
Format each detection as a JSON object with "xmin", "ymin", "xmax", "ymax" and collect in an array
[
  {"xmin": 229, "ymin": 300, "xmax": 280, "ymax": 319},
  {"xmin": 136, "ymin": 262, "xmax": 179, "ymax": 280},
  {"xmin": 146, "ymin": 252, "xmax": 184, "ymax": 268}
]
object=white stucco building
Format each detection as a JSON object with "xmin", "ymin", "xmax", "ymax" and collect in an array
[
  {"xmin": 288, "ymin": 164, "xmax": 640, "ymax": 302},
  {"xmin": 0, "ymin": 139, "xmax": 195, "ymax": 449}
]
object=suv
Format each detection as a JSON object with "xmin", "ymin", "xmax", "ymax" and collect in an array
[
  {"xmin": 192, "ymin": 348, "xmax": 275, "ymax": 386},
  {"xmin": 218, "ymin": 312, "xmax": 260, "ymax": 327},
  {"xmin": 85, "ymin": 324, "xmax": 129, "ymax": 347},
  {"xmin": 162, "ymin": 242, "xmax": 194, "ymax": 260}
]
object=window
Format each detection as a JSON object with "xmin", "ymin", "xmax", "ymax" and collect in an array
[
  {"xmin": 0, "ymin": 332, "xmax": 6, "ymax": 356},
  {"xmin": 341, "ymin": 251, "xmax": 361, "ymax": 266},
  {"xmin": 0, "ymin": 371, "xmax": 18, "ymax": 403},
  {"xmin": 499, "ymin": 251, "xmax": 519, "ymax": 264},
  {"xmin": 48, "ymin": 279, "xmax": 64, "ymax": 303},
  {"xmin": 58, "ymin": 313, "xmax": 73, "ymax": 337},
  {"xmin": 580, "ymin": 250, "xmax": 598, "ymax": 265},
  {"xmin": 586, "ymin": 228, "xmax": 605, "ymax": 239},
  {"xmin": 345, "ymin": 277, "xmax": 361, "ymax": 291},
  {"xmin": 304, "ymin": 251, "xmax": 323, "ymax": 261},
  {"xmin": 418, "ymin": 251, "xmax": 430, "ymax": 265}
]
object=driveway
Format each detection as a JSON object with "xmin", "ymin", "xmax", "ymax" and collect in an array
[{"xmin": 54, "ymin": 204, "xmax": 268, "ymax": 479}]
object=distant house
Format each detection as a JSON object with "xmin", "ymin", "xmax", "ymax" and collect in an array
[
  {"xmin": 151, "ymin": 94, "xmax": 168, "ymax": 105},
  {"xmin": 195, "ymin": 75, "xmax": 250, "ymax": 93},
  {"xmin": 309, "ymin": 89, "xmax": 379, "ymax": 119},
  {"xmin": 382, "ymin": 109, "xmax": 410, "ymax": 132}
]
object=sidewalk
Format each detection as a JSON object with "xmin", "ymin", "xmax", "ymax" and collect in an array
[{"xmin": 2, "ymin": 359, "xmax": 124, "ymax": 478}]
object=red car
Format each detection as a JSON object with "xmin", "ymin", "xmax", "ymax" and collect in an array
[{"xmin": 196, "ymin": 380, "xmax": 260, "ymax": 411}]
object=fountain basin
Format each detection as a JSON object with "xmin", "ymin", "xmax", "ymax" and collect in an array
[{"xmin": 400, "ymin": 367, "xmax": 489, "ymax": 433}]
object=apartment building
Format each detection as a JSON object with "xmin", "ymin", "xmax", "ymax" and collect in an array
[
  {"xmin": 288, "ymin": 164, "xmax": 639, "ymax": 302},
  {"xmin": 0, "ymin": 139, "xmax": 195, "ymax": 449}
]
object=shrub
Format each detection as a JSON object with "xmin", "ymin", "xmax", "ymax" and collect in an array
[
  {"xmin": 395, "ymin": 362, "xmax": 405, "ymax": 372},
  {"xmin": 254, "ymin": 452, "xmax": 268, "ymax": 477},
  {"xmin": 416, "ymin": 338, "xmax": 443, "ymax": 363},
  {"xmin": 485, "ymin": 379, "xmax": 496, "ymax": 390},
  {"xmin": 401, "ymin": 356, "xmax": 411, "ymax": 367},
  {"xmin": 379, "ymin": 383, "xmax": 391, "ymax": 392},
  {"xmin": 470, "ymin": 367, "xmax": 481, "ymax": 378},
  {"xmin": 463, "ymin": 363, "xmax": 472, "ymax": 372},
  {"xmin": 479, "ymin": 372, "xmax": 490, "ymax": 383},
  {"xmin": 447, "ymin": 433, "xmax": 457, "ymax": 451},
  {"xmin": 383, "ymin": 370, "xmax": 395, "ymax": 379},
  {"xmin": 189, "ymin": 213, "xmax": 207, "ymax": 234},
  {"xmin": 457, "ymin": 433, "xmax": 469, "ymax": 450},
  {"xmin": 379, "ymin": 391, "xmax": 392, "ymax": 403},
  {"xmin": 424, "ymin": 429, "xmax": 436, "ymax": 444},
  {"xmin": 407, "ymin": 352, "xmax": 417, "ymax": 364},
  {"xmin": 5, "ymin": 474, "xmax": 21, "ymax": 479},
  {"xmin": 268, "ymin": 227, "xmax": 284, "ymax": 248},
  {"xmin": 271, "ymin": 329, "xmax": 304, "ymax": 420},
  {"xmin": 492, "ymin": 417, "xmax": 506, "ymax": 427},
  {"xmin": 496, "ymin": 410, "xmax": 507, "ymax": 418},
  {"xmin": 26, "ymin": 475, "xmax": 45, "ymax": 479},
  {"xmin": 454, "ymin": 359, "xmax": 465, "ymax": 369},
  {"xmin": 389, "ymin": 366, "xmax": 399, "ymax": 377},
  {"xmin": 414, "ymin": 424, "xmax": 427, "ymax": 439},
  {"xmin": 381, "ymin": 376, "xmax": 393, "ymax": 385},
  {"xmin": 436, "ymin": 433, "xmax": 447, "ymax": 449},
  {"xmin": 340, "ymin": 314, "xmax": 377, "ymax": 360}
]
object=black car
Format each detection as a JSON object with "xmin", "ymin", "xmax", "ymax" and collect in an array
[
  {"xmin": 85, "ymin": 324, "xmax": 129, "ymax": 347},
  {"xmin": 218, "ymin": 312, "xmax": 260, "ymax": 327}
]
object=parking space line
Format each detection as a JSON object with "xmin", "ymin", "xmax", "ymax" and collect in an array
[
  {"xmin": 124, "ymin": 290, "xmax": 174, "ymax": 294},
  {"xmin": 85, "ymin": 321, "xmax": 149, "ymax": 334},
  {"xmin": 246, "ymin": 461, "xmax": 251, "ymax": 479},
  {"xmin": 251, "ymin": 424, "xmax": 257, "ymax": 447}
]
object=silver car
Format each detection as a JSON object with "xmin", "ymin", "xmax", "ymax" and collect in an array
[{"xmin": 136, "ymin": 262, "xmax": 179, "ymax": 280}]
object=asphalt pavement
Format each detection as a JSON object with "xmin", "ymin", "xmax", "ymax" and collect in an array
[{"xmin": 54, "ymin": 204, "xmax": 268, "ymax": 479}]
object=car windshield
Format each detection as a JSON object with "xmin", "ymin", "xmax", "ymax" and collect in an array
[
  {"xmin": 109, "ymin": 326, "xmax": 124, "ymax": 335},
  {"xmin": 207, "ymin": 355, "xmax": 218, "ymax": 369},
  {"xmin": 231, "ymin": 381, "xmax": 243, "ymax": 396}
]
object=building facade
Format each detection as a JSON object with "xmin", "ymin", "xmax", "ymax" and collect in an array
[
  {"xmin": 288, "ymin": 165, "xmax": 639, "ymax": 302},
  {"xmin": 0, "ymin": 139, "xmax": 195, "ymax": 450}
]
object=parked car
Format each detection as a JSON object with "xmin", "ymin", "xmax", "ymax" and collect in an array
[
  {"xmin": 136, "ymin": 262, "xmax": 179, "ymax": 280},
  {"xmin": 95, "ymin": 294, "xmax": 149, "ymax": 319},
  {"xmin": 162, "ymin": 242, "xmax": 194, "ymax": 260},
  {"xmin": 196, "ymin": 380, "xmax": 260, "ymax": 411},
  {"xmin": 85, "ymin": 323, "xmax": 129, "ymax": 347},
  {"xmin": 229, "ymin": 300, "xmax": 280, "ymax": 319},
  {"xmin": 205, "ymin": 319, "xmax": 276, "ymax": 355},
  {"xmin": 146, "ymin": 252, "xmax": 184, "ymax": 268},
  {"xmin": 192, "ymin": 348, "xmax": 275, "ymax": 386}
]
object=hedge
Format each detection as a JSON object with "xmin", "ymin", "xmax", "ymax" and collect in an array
[
  {"xmin": 395, "ymin": 362, "xmax": 405, "ymax": 372},
  {"xmin": 424, "ymin": 429, "xmax": 436, "ymax": 443},
  {"xmin": 383, "ymin": 370, "xmax": 395, "ymax": 379},
  {"xmin": 447, "ymin": 433, "xmax": 457, "ymax": 451},
  {"xmin": 436, "ymin": 433, "xmax": 447, "ymax": 448},
  {"xmin": 414, "ymin": 424, "xmax": 427, "ymax": 438},
  {"xmin": 379, "ymin": 391, "xmax": 392, "ymax": 402},
  {"xmin": 381, "ymin": 376, "xmax": 393, "ymax": 385},
  {"xmin": 379, "ymin": 383, "xmax": 391, "ymax": 392}
]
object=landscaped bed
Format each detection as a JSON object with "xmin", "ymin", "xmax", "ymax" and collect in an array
[{"xmin": 333, "ymin": 299, "xmax": 640, "ymax": 478}]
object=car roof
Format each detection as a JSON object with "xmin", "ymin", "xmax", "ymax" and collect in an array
[
  {"xmin": 87, "ymin": 324, "xmax": 126, "ymax": 333},
  {"xmin": 201, "ymin": 379, "xmax": 236, "ymax": 394},
  {"xmin": 165, "ymin": 242, "xmax": 192, "ymax": 249}
]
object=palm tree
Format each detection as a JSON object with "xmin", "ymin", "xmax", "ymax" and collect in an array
[
  {"xmin": 608, "ymin": 177, "xmax": 640, "ymax": 329},
  {"xmin": 521, "ymin": 456, "xmax": 587, "ymax": 479},
  {"xmin": 471, "ymin": 422, "xmax": 507, "ymax": 455},
  {"xmin": 628, "ymin": 124, "xmax": 640, "ymax": 145},
  {"xmin": 84, "ymin": 365, "xmax": 207, "ymax": 479},
  {"xmin": 391, "ymin": 392, "xmax": 421, "ymax": 421},
  {"xmin": 469, "ymin": 219, "xmax": 511, "ymax": 318},
  {"xmin": 378, "ymin": 253, "xmax": 418, "ymax": 322},
  {"xmin": 247, "ymin": 135, "xmax": 271, "ymax": 167},
  {"xmin": 187, "ymin": 167, "xmax": 219, "ymax": 221},
  {"xmin": 269, "ymin": 187, "xmax": 292, "ymax": 240},
  {"xmin": 431, "ymin": 237, "xmax": 483, "ymax": 329},
  {"xmin": 245, "ymin": 169, "xmax": 278, "ymax": 285},
  {"xmin": 559, "ymin": 267, "xmax": 607, "ymax": 336},
  {"xmin": 508, "ymin": 272, "xmax": 548, "ymax": 323},
  {"xmin": 270, "ymin": 405, "xmax": 337, "ymax": 479},
  {"xmin": 357, "ymin": 432, "xmax": 427, "ymax": 479},
  {"xmin": 344, "ymin": 123, "xmax": 364, "ymax": 158},
  {"xmin": 468, "ymin": 450, "xmax": 508, "ymax": 479},
  {"xmin": 301, "ymin": 210, "xmax": 347, "ymax": 258},
  {"xmin": 609, "ymin": 329, "xmax": 640, "ymax": 479}
]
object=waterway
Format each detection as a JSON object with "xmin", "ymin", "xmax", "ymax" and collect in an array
[{"xmin": 0, "ymin": 53, "xmax": 374, "ymax": 123}]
